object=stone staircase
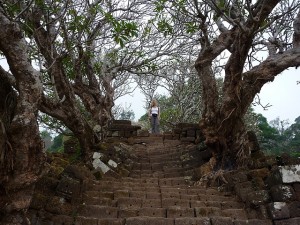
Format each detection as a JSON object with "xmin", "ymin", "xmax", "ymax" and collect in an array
[{"xmin": 74, "ymin": 136, "xmax": 272, "ymax": 225}]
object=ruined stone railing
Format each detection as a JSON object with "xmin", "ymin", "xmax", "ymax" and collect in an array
[
  {"xmin": 211, "ymin": 163, "xmax": 300, "ymax": 224},
  {"xmin": 107, "ymin": 120, "xmax": 141, "ymax": 138},
  {"xmin": 107, "ymin": 121, "xmax": 204, "ymax": 143},
  {"xmin": 164, "ymin": 123, "xmax": 204, "ymax": 143}
]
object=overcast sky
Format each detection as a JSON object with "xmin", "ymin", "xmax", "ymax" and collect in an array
[
  {"xmin": 117, "ymin": 67, "xmax": 300, "ymax": 124},
  {"xmin": 2, "ymin": 59, "xmax": 299, "ymax": 125},
  {"xmin": 253, "ymin": 67, "xmax": 300, "ymax": 124}
]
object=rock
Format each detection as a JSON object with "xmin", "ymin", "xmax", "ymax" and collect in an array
[
  {"xmin": 288, "ymin": 201, "xmax": 300, "ymax": 217},
  {"xmin": 93, "ymin": 152, "xmax": 103, "ymax": 159},
  {"xmin": 265, "ymin": 169, "xmax": 283, "ymax": 188},
  {"xmin": 267, "ymin": 202, "xmax": 290, "ymax": 220},
  {"xmin": 270, "ymin": 185, "xmax": 296, "ymax": 202},
  {"xmin": 92, "ymin": 158, "xmax": 110, "ymax": 174},
  {"xmin": 45, "ymin": 196, "xmax": 73, "ymax": 215},
  {"xmin": 56, "ymin": 175, "xmax": 80, "ymax": 200},
  {"xmin": 247, "ymin": 190, "xmax": 271, "ymax": 206},
  {"xmin": 279, "ymin": 165, "xmax": 300, "ymax": 183},
  {"xmin": 63, "ymin": 164, "xmax": 95, "ymax": 181}
]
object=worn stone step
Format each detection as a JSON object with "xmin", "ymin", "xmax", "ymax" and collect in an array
[
  {"xmin": 125, "ymin": 216, "xmax": 174, "ymax": 225},
  {"xmin": 79, "ymin": 216, "xmax": 275, "ymax": 225},
  {"xmin": 174, "ymin": 217, "xmax": 210, "ymax": 225},
  {"xmin": 82, "ymin": 196, "xmax": 116, "ymax": 206},
  {"xmin": 166, "ymin": 206, "xmax": 195, "ymax": 218},
  {"xmin": 77, "ymin": 205, "xmax": 118, "ymax": 219},
  {"xmin": 118, "ymin": 208, "xmax": 166, "ymax": 218},
  {"xmin": 75, "ymin": 217, "xmax": 124, "ymax": 225}
]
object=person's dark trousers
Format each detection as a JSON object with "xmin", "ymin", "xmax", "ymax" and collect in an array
[{"xmin": 151, "ymin": 115, "xmax": 160, "ymax": 134}]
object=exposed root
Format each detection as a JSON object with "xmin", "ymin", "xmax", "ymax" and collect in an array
[{"xmin": 194, "ymin": 169, "xmax": 228, "ymax": 188}]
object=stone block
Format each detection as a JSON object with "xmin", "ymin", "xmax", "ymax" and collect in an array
[
  {"xmin": 51, "ymin": 215, "xmax": 73, "ymax": 225},
  {"xmin": 205, "ymin": 201, "xmax": 221, "ymax": 208},
  {"xmin": 221, "ymin": 201, "xmax": 244, "ymax": 209},
  {"xmin": 56, "ymin": 176, "xmax": 80, "ymax": 200},
  {"xmin": 211, "ymin": 217, "xmax": 233, "ymax": 225},
  {"xmin": 234, "ymin": 219, "xmax": 272, "ymax": 225},
  {"xmin": 174, "ymin": 217, "xmax": 211, "ymax": 225},
  {"xmin": 265, "ymin": 169, "xmax": 283, "ymax": 188},
  {"xmin": 186, "ymin": 129, "xmax": 196, "ymax": 137},
  {"xmin": 114, "ymin": 190, "xmax": 130, "ymax": 198},
  {"xmin": 190, "ymin": 200, "xmax": 206, "ymax": 208},
  {"xmin": 228, "ymin": 171, "xmax": 249, "ymax": 184},
  {"xmin": 164, "ymin": 133, "xmax": 174, "ymax": 140},
  {"xmin": 142, "ymin": 198, "xmax": 162, "ymax": 208},
  {"xmin": 125, "ymin": 217, "xmax": 174, "ymax": 225},
  {"xmin": 172, "ymin": 178, "xmax": 189, "ymax": 186},
  {"xmin": 162, "ymin": 198, "xmax": 190, "ymax": 208},
  {"xmin": 267, "ymin": 202, "xmax": 290, "ymax": 220},
  {"xmin": 279, "ymin": 165, "xmax": 300, "ymax": 183},
  {"xmin": 98, "ymin": 219, "xmax": 125, "ymax": 225},
  {"xmin": 180, "ymin": 137, "xmax": 196, "ymax": 142},
  {"xmin": 118, "ymin": 209, "xmax": 138, "ymax": 218},
  {"xmin": 78, "ymin": 205, "xmax": 118, "ymax": 219},
  {"xmin": 180, "ymin": 194, "xmax": 199, "ymax": 201},
  {"xmin": 167, "ymin": 206, "xmax": 195, "ymax": 217},
  {"xmin": 274, "ymin": 218, "xmax": 300, "ymax": 225},
  {"xmin": 130, "ymin": 191, "xmax": 146, "ymax": 198},
  {"xmin": 113, "ymin": 120, "xmax": 132, "ymax": 125},
  {"xmin": 138, "ymin": 207, "xmax": 166, "ymax": 217},
  {"xmin": 146, "ymin": 192, "xmax": 161, "ymax": 199},
  {"xmin": 195, "ymin": 207, "xmax": 222, "ymax": 217},
  {"xmin": 162, "ymin": 192, "xmax": 181, "ymax": 199},
  {"xmin": 117, "ymin": 197, "xmax": 142, "ymax": 209},
  {"xmin": 270, "ymin": 184, "xmax": 296, "ymax": 202},
  {"xmin": 75, "ymin": 217, "xmax": 99, "ymax": 225},
  {"xmin": 293, "ymin": 183, "xmax": 300, "ymax": 201},
  {"xmin": 221, "ymin": 209, "xmax": 248, "ymax": 220},
  {"xmin": 288, "ymin": 201, "xmax": 300, "ymax": 217},
  {"xmin": 246, "ymin": 190, "xmax": 270, "ymax": 206}
]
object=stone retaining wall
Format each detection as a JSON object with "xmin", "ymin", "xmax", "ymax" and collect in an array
[
  {"xmin": 164, "ymin": 123, "xmax": 204, "ymax": 143},
  {"xmin": 107, "ymin": 120, "xmax": 141, "ymax": 138},
  {"xmin": 207, "ymin": 161, "xmax": 300, "ymax": 224}
]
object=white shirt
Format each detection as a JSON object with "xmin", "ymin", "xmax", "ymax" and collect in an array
[{"xmin": 151, "ymin": 106, "xmax": 159, "ymax": 115}]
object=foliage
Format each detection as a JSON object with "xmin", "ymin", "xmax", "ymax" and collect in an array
[
  {"xmin": 258, "ymin": 115, "xmax": 300, "ymax": 157},
  {"xmin": 49, "ymin": 134, "xmax": 64, "ymax": 153},
  {"xmin": 119, "ymin": 108, "xmax": 135, "ymax": 121}
]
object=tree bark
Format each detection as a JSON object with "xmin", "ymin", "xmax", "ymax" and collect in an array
[
  {"xmin": 28, "ymin": 11, "xmax": 97, "ymax": 159},
  {"xmin": 0, "ymin": 11, "xmax": 45, "ymax": 224},
  {"xmin": 195, "ymin": 1, "xmax": 300, "ymax": 169}
]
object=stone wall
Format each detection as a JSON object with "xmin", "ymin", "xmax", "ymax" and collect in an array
[
  {"xmin": 164, "ymin": 123, "xmax": 204, "ymax": 143},
  {"xmin": 202, "ymin": 157, "xmax": 300, "ymax": 224},
  {"xmin": 107, "ymin": 120, "xmax": 141, "ymax": 138}
]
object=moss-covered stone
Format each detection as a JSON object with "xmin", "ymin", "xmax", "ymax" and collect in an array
[{"xmin": 30, "ymin": 193, "xmax": 49, "ymax": 210}]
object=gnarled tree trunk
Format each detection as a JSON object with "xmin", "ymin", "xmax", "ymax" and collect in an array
[
  {"xmin": 0, "ymin": 11, "xmax": 45, "ymax": 224},
  {"xmin": 195, "ymin": 2, "xmax": 300, "ymax": 169}
]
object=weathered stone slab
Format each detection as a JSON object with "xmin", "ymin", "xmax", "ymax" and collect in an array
[
  {"xmin": 175, "ymin": 217, "xmax": 211, "ymax": 225},
  {"xmin": 125, "ymin": 217, "xmax": 174, "ymax": 225},
  {"xmin": 267, "ymin": 202, "xmax": 290, "ymax": 220},
  {"xmin": 234, "ymin": 219, "xmax": 272, "ymax": 225},
  {"xmin": 288, "ymin": 201, "xmax": 300, "ymax": 217},
  {"xmin": 270, "ymin": 184, "xmax": 296, "ymax": 202},
  {"xmin": 274, "ymin": 218, "xmax": 300, "ymax": 225},
  {"xmin": 167, "ymin": 206, "xmax": 195, "ymax": 218},
  {"xmin": 279, "ymin": 165, "xmax": 300, "ymax": 183},
  {"xmin": 210, "ymin": 217, "xmax": 233, "ymax": 225}
]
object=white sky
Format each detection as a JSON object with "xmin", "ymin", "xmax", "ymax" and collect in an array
[
  {"xmin": 1, "ymin": 58, "xmax": 299, "ymax": 125},
  {"xmin": 117, "ymin": 68, "xmax": 300, "ymax": 124},
  {"xmin": 253, "ymin": 67, "xmax": 300, "ymax": 124}
]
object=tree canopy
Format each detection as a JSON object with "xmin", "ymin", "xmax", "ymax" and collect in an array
[{"xmin": 0, "ymin": 0, "xmax": 300, "ymax": 222}]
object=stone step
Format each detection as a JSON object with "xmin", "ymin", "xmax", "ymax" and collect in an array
[
  {"xmin": 78, "ymin": 203, "xmax": 248, "ymax": 219},
  {"xmin": 77, "ymin": 140, "xmax": 256, "ymax": 224}
]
